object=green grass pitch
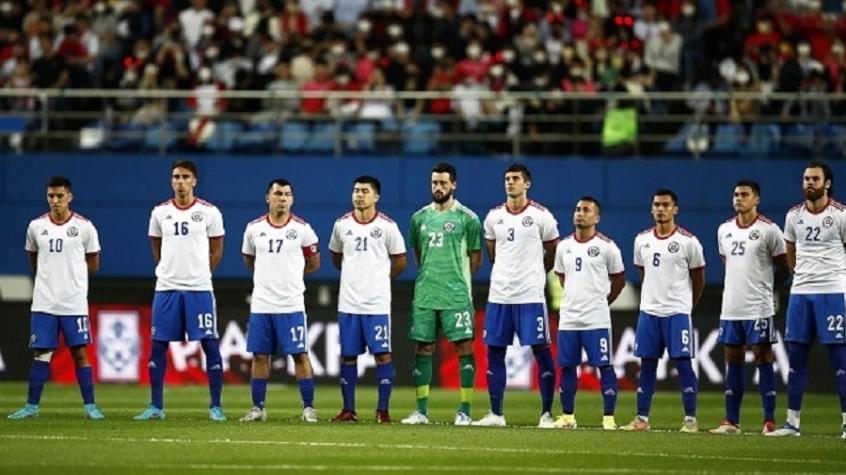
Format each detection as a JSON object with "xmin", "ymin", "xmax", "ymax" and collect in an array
[{"xmin": 0, "ymin": 382, "xmax": 844, "ymax": 474}]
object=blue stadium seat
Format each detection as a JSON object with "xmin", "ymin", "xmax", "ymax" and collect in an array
[
  {"xmin": 107, "ymin": 122, "xmax": 145, "ymax": 150},
  {"xmin": 709, "ymin": 123, "xmax": 744, "ymax": 155},
  {"xmin": 781, "ymin": 123, "xmax": 816, "ymax": 155},
  {"xmin": 402, "ymin": 120, "xmax": 440, "ymax": 155},
  {"xmin": 344, "ymin": 122, "xmax": 376, "ymax": 153},
  {"xmin": 206, "ymin": 121, "xmax": 243, "ymax": 151},
  {"xmin": 305, "ymin": 122, "xmax": 336, "ymax": 153},
  {"xmin": 279, "ymin": 121, "xmax": 308, "ymax": 153},
  {"xmin": 743, "ymin": 123, "xmax": 781, "ymax": 157},
  {"xmin": 819, "ymin": 124, "xmax": 846, "ymax": 158},
  {"xmin": 144, "ymin": 121, "xmax": 179, "ymax": 151},
  {"xmin": 664, "ymin": 122, "xmax": 696, "ymax": 154},
  {"xmin": 236, "ymin": 121, "xmax": 276, "ymax": 151}
]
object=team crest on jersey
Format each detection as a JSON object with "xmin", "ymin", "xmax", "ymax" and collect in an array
[
  {"xmin": 286, "ymin": 229, "xmax": 298, "ymax": 240},
  {"xmin": 522, "ymin": 216, "xmax": 534, "ymax": 227},
  {"xmin": 191, "ymin": 211, "xmax": 203, "ymax": 222},
  {"xmin": 668, "ymin": 241, "xmax": 680, "ymax": 253},
  {"xmin": 749, "ymin": 230, "xmax": 761, "ymax": 240},
  {"xmin": 66, "ymin": 226, "xmax": 79, "ymax": 237},
  {"xmin": 443, "ymin": 221, "xmax": 455, "ymax": 232},
  {"xmin": 370, "ymin": 227, "xmax": 383, "ymax": 238},
  {"xmin": 587, "ymin": 246, "xmax": 600, "ymax": 257},
  {"xmin": 823, "ymin": 216, "xmax": 835, "ymax": 228}
]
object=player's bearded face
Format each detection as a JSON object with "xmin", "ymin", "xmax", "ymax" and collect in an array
[
  {"xmin": 431, "ymin": 173, "xmax": 455, "ymax": 204},
  {"xmin": 803, "ymin": 169, "xmax": 828, "ymax": 201}
]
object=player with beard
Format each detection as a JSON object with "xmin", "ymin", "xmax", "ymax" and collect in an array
[
  {"xmin": 401, "ymin": 162, "xmax": 483, "ymax": 426},
  {"xmin": 767, "ymin": 162, "xmax": 846, "ymax": 438}
]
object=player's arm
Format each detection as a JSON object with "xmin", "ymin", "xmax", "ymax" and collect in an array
[
  {"xmin": 556, "ymin": 273, "xmax": 565, "ymax": 287},
  {"xmin": 150, "ymin": 237, "xmax": 162, "ymax": 264},
  {"xmin": 209, "ymin": 236, "xmax": 224, "ymax": 272},
  {"xmin": 690, "ymin": 266, "xmax": 705, "ymax": 308},
  {"xmin": 608, "ymin": 272, "xmax": 625, "ymax": 304},
  {"xmin": 469, "ymin": 249, "xmax": 482, "ymax": 275},
  {"xmin": 773, "ymin": 253, "xmax": 790, "ymax": 284},
  {"xmin": 331, "ymin": 251, "xmax": 343, "ymax": 271},
  {"xmin": 27, "ymin": 252, "xmax": 37, "ymax": 273},
  {"xmin": 86, "ymin": 253, "xmax": 100, "ymax": 274},
  {"xmin": 390, "ymin": 253, "xmax": 407, "ymax": 278},
  {"xmin": 785, "ymin": 241, "xmax": 796, "ymax": 272},
  {"xmin": 243, "ymin": 254, "xmax": 255, "ymax": 270},
  {"xmin": 304, "ymin": 254, "xmax": 320, "ymax": 276},
  {"xmin": 542, "ymin": 239, "xmax": 558, "ymax": 272},
  {"xmin": 635, "ymin": 265, "xmax": 644, "ymax": 282},
  {"xmin": 485, "ymin": 239, "xmax": 496, "ymax": 263}
]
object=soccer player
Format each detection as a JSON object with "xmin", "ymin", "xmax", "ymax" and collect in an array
[
  {"xmin": 9, "ymin": 176, "xmax": 104, "ymax": 420},
  {"xmin": 621, "ymin": 189, "xmax": 705, "ymax": 433},
  {"xmin": 401, "ymin": 162, "xmax": 482, "ymax": 426},
  {"xmin": 328, "ymin": 176, "xmax": 407, "ymax": 423},
  {"xmin": 552, "ymin": 197, "xmax": 625, "ymax": 430},
  {"xmin": 473, "ymin": 164, "xmax": 559, "ymax": 428},
  {"xmin": 767, "ymin": 162, "xmax": 846, "ymax": 438},
  {"xmin": 135, "ymin": 160, "xmax": 226, "ymax": 421},
  {"xmin": 239, "ymin": 178, "xmax": 321, "ymax": 423},
  {"xmin": 710, "ymin": 181, "xmax": 787, "ymax": 435}
]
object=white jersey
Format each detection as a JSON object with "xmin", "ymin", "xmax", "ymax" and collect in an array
[
  {"xmin": 718, "ymin": 215, "xmax": 786, "ymax": 320},
  {"xmin": 484, "ymin": 200, "xmax": 559, "ymax": 304},
  {"xmin": 554, "ymin": 232, "xmax": 625, "ymax": 330},
  {"xmin": 242, "ymin": 213, "xmax": 319, "ymax": 314},
  {"xmin": 328, "ymin": 211, "xmax": 406, "ymax": 315},
  {"xmin": 148, "ymin": 198, "xmax": 224, "ymax": 291},
  {"xmin": 26, "ymin": 213, "xmax": 100, "ymax": 316},
  {"xmin": 784, "ymin": 199, "xmax": 846, "ymax": 294},
  {"xmin": 634, "ymin": 226, "xmax": 705, "ymax": 317}
]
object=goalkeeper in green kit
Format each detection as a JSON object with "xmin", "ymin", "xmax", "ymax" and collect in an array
[{"xmin": 401, "ymin": 162, "xmax": 483, "ymax": 426}]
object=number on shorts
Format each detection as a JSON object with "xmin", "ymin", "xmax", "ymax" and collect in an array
[
  {"xmin": 454, "ymin": 311, "xmax": 472, "ymax": 329},
  {"xmin": 681, "ymin": 329, "xmax": 690, "ymax": 345},
  {"xmin": 197, "ymin": 313, "xmax": 214, "ymax": 329},
  {"xmin": 76, "ymin": 317, "xmax": 89, "ymax": 334},
  {"xmin": 599, "ymin": 337, "xmax": 608, "ymax": 354},
  {"xmin": 428, "ymin": 232, "xmax": 444, "ymax": 248},
  {"xmin": 536, "ymin": 316, "xmax": 545, "ymax": 332},
  {"xmin": 374, "ymin": 325, "xmax": 388, "ymax": 341},
  {"xmin": 827, "ymin": 315, "xmax": 845, "ymax": 332},
  {"xmin": 290, "ymin": 325, "xmax": 305, "ymax": 342},
  {"xmin": 754, "ymin": 318, "xmax": 769, "ymax": 330}
]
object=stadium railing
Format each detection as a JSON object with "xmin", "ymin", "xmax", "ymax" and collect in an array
[{"xmin": 0, "ymin": 88, "xmax": 844, "ymax": 158}]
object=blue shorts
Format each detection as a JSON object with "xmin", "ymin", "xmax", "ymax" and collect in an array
[
  {"xmin": 152, "ymin": 291, "xmax": 218, "ymax": 342},
  {"xmin": 246, "ymin": 312, "xmax": 308, "ymax": 355},
  {"xmin": 634, "ymin": 312, "xmax": 695, "ymax": 359},
  {"xmin": 483, "ymin": 302, "xmax": 550, "ymax": 347},
  {"xmin": 557, "ymin": 328, "xmax": 613, "ymax": 367},
  {"xmin": 718, "ymin": 318, "xmax": 778, "ymax": 346},
  {"xmin": 339, "ymin": 313, "xmax": 391, "ymax": 357},
  {"xmin": 30, "ymin": 312, "xmax": 91, "ymax": 349},
  {"xmin": 785, "ymin": 293, "xmax": 846, "ymax": 345}
]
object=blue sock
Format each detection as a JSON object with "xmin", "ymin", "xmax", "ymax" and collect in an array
[
  {"xmin": 757, "ymin": 362, "xmax": 776, "ymax": 422},
  {"xmin": 376, "ymin": 362, "xmax": 394, "ymax": 412},
  {"xmin": 340, "ymin": 363, "xmax": 358, "ymax": 412},
  {"xmin": 149, "ymin": 340, "xmax": 168, "ymax": 409},
  {"xmin": 725, "ymin": 363, "xmax": 744, "ymax": 424},
  {"xmin": 299, "ymin": 378, "xmax": 315, "ymax": 408},
  {"xmin": 787, "ymin": 342, "xmax": 811, "ymax": 411},
  {"xmin": 676, "ymin": 358, "xmax": 698, "ymax": 417},
  {"xmin": 826, "ymin": 345, "xmax": 846, "ymax": 413},
  {"xmin": 27, "ymin": 360, "xmax": 50, "ymax": 405},
  {"xmin": 251, "ymin": 378, "xmax": 267, "ymax": 409},
  {"xmin": 201, "ymin": 339, "xmax": 223, "ymax": 409},
  {"xmin": 637, "ymin": 359, "xmax": 658, "ymax": 417},
  {"xmin": 75, "ymin": 366, "xmax": 95, "ymax": 405},
  {"xmin": 487, "ymin": 346, "xmax": 507, "ymax": 416},
  {"xmin": 559, "ymin": 366, "xmax": 577, "ymax": 414},
  {"xmin": 599, "ymin": 366, "xmax": 618, "ymax": 416},
  {"xmin": 534, "ymin": 347, "xmax": 555, "ymax": 414}
]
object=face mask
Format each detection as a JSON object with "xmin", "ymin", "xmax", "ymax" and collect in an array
[
  {"xmin": 798, "ymin": 43, "xmax": 811, "ymax": 56},
  {"xmin": 534, "ymin": 51, "xmax": 547, "ymax": 63},
  {"xmin": 757, "ymin": 21, "xmax": 771, "ymax": 34},
  {"xmin": 124, "ymin": 69, "xmax": 137, "ymax": 82},
  {"xmin": 205, "ymin": 47, "xmax": 219, "ymax": 59},
  {"xmin": 467, "ymin": 45, "xmax": 481, "ymax": 59},
  {"xmin": 199, "ymin": 68, "xmax": 212, "ymax": 82},
  {"xmin": 394, "ymin": 42, "xmax": 409, "ymax": 55},
  {"xmin": 136, "ymin": 48, "xmax": 149, "ymax": 59},
  {"xmin": 431, "ymin": 6, "xmax": 444, "ymax": 18},
  {"xmin": 432, "ymin": 46, "xmax": 445, "ymax": 59},
  {"xmin": 357, "ymin": 19, "xmax": 372, "ymax": 33},
  {"xmin": 570, "ymin": 68, "xmax": 583, "ymax": 78},
  {"xmin": 551, "ymin": 3, "xmax": 562, "ymax": 13},
  {"xmin": 735, "ymin": 70, "xmax": 750, "ymax": 85},
  {"xmin": 681, "ymin": 3, "xmax": 695, "ymax": 17},
  {"xmin": 94, "ymin": 2, "xmax": 106, "ymax": 14},
  {"xmin": 202, "ymin": 25, "xmax": 215, "ymax": 38},
  {"xmin": 502, "ymin": 50, "xmax": 515, "ymax": 63},
  {"xmin": 144, "ymin": 64, "xmax": 158, "ymax": 76},
  {"xmin": 833, "ymin": 44, "xmax": 845, "ymax": 56},
  {"xmin": 533, "ymin": 76, "xmax": 548, "ymax": 86},
  {"xmin": 331, "ymin": 43, "xmax": 345, "ymax": 55},
  {"xmin": 388, "ymin": 24, "xmax": 403, "ymax": 38},
  {"xmin": 336, "ymin": 74, "xmax": 350, "ymax": 86},
  {"xmin": 595, "ymin": 49, "xmax": 608, "ymax": 61},
  {"xmin": 562, "ymin": 47, "xmax": 574, "ymax": 61},
  {"xmin": 490, "ymin": 64, "xmax": 504, "ymax": 77}
]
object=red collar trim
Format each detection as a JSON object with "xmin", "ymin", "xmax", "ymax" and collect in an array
[
  {"xmin": 353, "ymin": 211, "xmax": 379, "ymax": 225},
  {"xmin": 266, "ymin": 214, "xmax": 292, "ymax": 229},
  {"xmin": 49, "ymin": 212, "xmax": 74, "ymax": 226},
  {"xmin": 653, "ymin": 226, "xmax": 677, "ymax": 240},
  {"xmin": 506, "ymin": 200, "xmax": 531, "ymax": 215},
  {"xmin": 172, "ymin": 198, "xmax": 197, "ymax": 210},
  {"xmin": 735, "ymin": 215, "xmax": 759, "ymax": 229},
  {"xmin": 805, "ymin": 198, "xmax": 831, "ymax": 215},
  {"xmin": 574, "ymin": 232, "xmax": 596, "ymax": 243}
]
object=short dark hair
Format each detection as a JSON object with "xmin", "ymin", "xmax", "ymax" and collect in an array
[
  {"xmin": 47, "ymin": 176, "xmax": 72, "ymax": 191},
  {"xmin": 654, "ymin": 188, "xmax": 678, "ymax": 205},
  {"xmin": 807, "ymin": 161, "xmax": 835, "ymax": 196},
  {"xmin": 578, "ymin": 196, "xmax": 601, "ymax": 214},
  {"xmin": 432, "ymin": 162, "xmax": 457, "ymax": 182},
  {"xmin": 735, "ymin": 180, "xmax": 761, "ymax": 197},
  {"xmin": 267, "ymin": 178, "xmax": 293, "ymax": 193},
  {"xmin": 172, "ymin": 159, "xmax": 198, "ymax": 177},
  {"xmin": 505, "ymin": 163, "xmax": 531, "ymax": 181},
  {"xmin": 354, "ymin": 175, "xmax": 381, "ymax": 194}
]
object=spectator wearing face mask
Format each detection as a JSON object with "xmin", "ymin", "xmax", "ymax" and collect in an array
[
  {"xmin": 744, "ymin": 17, "xmax": 780, "ymax": 63},
  {"xmin": 179, "ymin": 0, "xmax": 214, "ymax": 49},
  {"xmin": 728, "ymin": 66, "xmax": 762, "ymax": 127},
  {"xmin": 454, "ymin": 41, "xmax": 488, "ymax": 83},
  {"xmin": 644, "ymin": 20, "xmax": 682, "ymax": 91}
]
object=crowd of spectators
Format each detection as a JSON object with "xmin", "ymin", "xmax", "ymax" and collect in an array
[{"xmin": 1, "ymin": 0, "xmax": 845, "ymax": 153}]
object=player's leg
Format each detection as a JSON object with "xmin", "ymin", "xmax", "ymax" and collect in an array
[
  {"xmin": 585, "ymin": 329, "xmax": 617, "ymax": 430},
  {"xmin": 362, "ymin": 314, "xmax": 393, "ymax": 422},
  {"xmin": 185, "ymin": 291, "xmax": 224, "ymax": 419},
  {"xmin": 667, "ymin": 314, "xmax": 697, "ymax": 433},
  {"xmin": 9, "ymin": 313, "xmax": 57, "ymax": 419},
  {"xmin": 441, "ymin": 304, "xmax": 476, "ymax": 423},
  {"xmin": 404, "ymin": 306, "xmax": 437, "ymax": 423},
  {"xmin": 815, "ymin": 293, "xmax": 846, "ymax": 437},
  {"xmin": 292, "ymin": 352, "xmax": 317, "ymax": 422},
  {"xmin": 242, "ymin": 313, "xmax": 273, "ymax": 422},
  {"xmin": 278, "ymin": 312, "xmax": 316, "ymax": 422},
  {"xmin": 334, "ymin": 313, "xmax": 362, "ymax": 422},
  {"xmin": 516, "ymin": 302, "xmax": 555, "ymax": 425},
  {"xmin": 135, "ymin": 291, "xmax": 180, "ymax": 420},
  {"xmin": 621, "ymin": 312, "xmax": 660, "ymax": 431},
  {"xmin": 825, "ymin": 344, "xmax": 846, "ymax": 439},
  {"xmin": 554, "ymin": 330, "xmax": 580, "ymax": 429},
  {"xmin": 768, "ymin": 294, "xmax": 813, "ymax": 436},
  {"xmin": 61, "ymin": 314, "xmax": 102, "ymax": 419},
  {"xmin": 478, "ymin": 303, "xmax": 511, "ymax": 424},
  {"xmin": 752, "ymin": 342, "xmax": 777, "ymax": 433}
]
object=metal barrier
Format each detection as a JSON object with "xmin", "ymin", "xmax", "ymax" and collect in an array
[{"xmin": 1, "ymin": 88, "xmax": 844, "ymax": 158}]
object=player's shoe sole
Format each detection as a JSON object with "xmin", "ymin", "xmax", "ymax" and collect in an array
[
  {"xmin": 620, "ymin": 416, "xmax": 650, "ymax": 431},
  {"xmin": 239, "ymin": 407, "xmax": 268, "ymax": 422},
  {"xmin": 708, "ymin": 420, "xmax": 740, "ymax": 434},
  {"xmin": 762, "ymin": 421, "xmax": 776, "ymax": 435},
  {"xmin": 765, "ymin": 423, "xmax": 801, "ymax": 437},
  {"xmin": 133, "ymin": 406, "xmax": 165, "ymax": 421},
  {"xmin": 472, "ymin": 412, "xmax": 506, "ymax": 427},
  {"xmin": 400, "ymin": 411, "xmax": 430, "ymax": 425},
  {"xmin": 553, "ymin": 414, "xmax": 577, "ymax": 429},
  {"xmin": 84, "ymin": 403, "xmax": 105, "ymax": 420}
]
